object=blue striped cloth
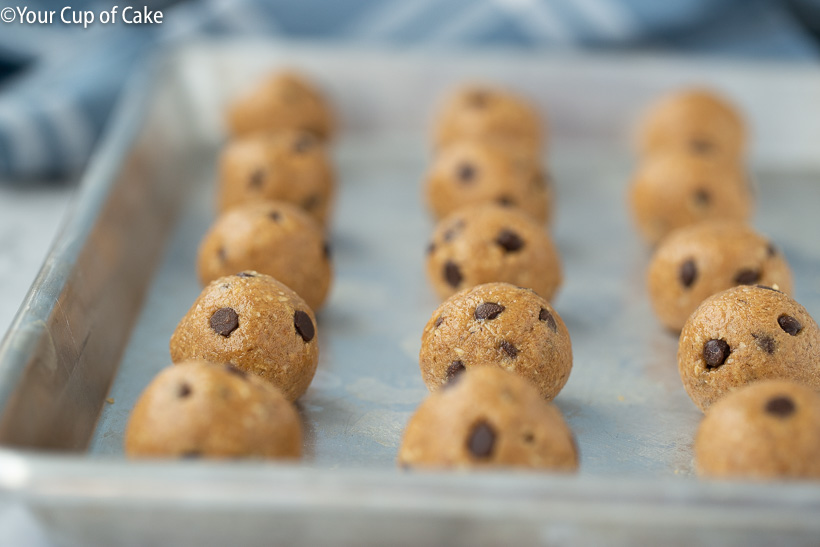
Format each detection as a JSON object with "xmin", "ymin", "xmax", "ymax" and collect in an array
[{"xmin": 0, "ymin": 0, "xmax": 818, "ymax": 180}]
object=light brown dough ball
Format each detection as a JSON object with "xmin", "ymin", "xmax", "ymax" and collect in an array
[
  {"xmin": 217, "ymin": 130, "xmax": 335, "ymax": 227},
  {"xmin": 648, "ymin": 221, "xmax": 793, "ymax": 331},
  {"xmin": 426, "ymin": 203, "xmax": 562, "ymax": 301},
  {"xmin": 678, "ymin": 285, "xmax": 820, "ymax": 411},
  {"xmin": 227, "ymin": 71, "xmax": 335, "ymax": 140},
  {"xmin": 695, "ymin": 380, "xmax": 820, "ymax": 479},
  {"xmin": 125, "ymin": 360, "xmax": 302, "ymax": 460},
  {"xmin": 398, "ymin": 366, "xmax": 578, "ymax": 471},
  {"xmin": 433, "ymin": 85, "xmax": 544, "ymax": 155},
  {"xmin": 638, "ymin": 88, "xmax": 746, "ymax": 161},
  {"xmin": 197, "ymin": 201, "xmax": 332, "ymax": 311},
  {"xmin": 424, "ymin": 140, "xmax": 552, "ymax": 224},
  {"xmin": 170, "ymin": 272, "xmax": 319, "ymax": 402},
  {"xmin": 628, "ymin": 151, "xmax": 753, "ymax": 245},
  {"xmin": 420, "ymin": 282, "xmax": 572, "ymax": 400}
]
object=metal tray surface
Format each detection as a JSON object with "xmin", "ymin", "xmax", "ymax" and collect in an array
[{"xmin": 1, "ymin": 41, "xmax": 820, "ymax": 545}]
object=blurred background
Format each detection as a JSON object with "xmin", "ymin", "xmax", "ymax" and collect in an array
[{"xmin": 0, "ymin": 0, "xmax": 819, "ymax": 333}]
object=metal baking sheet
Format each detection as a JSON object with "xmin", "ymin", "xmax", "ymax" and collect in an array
[{"xmin": 1, "ymin": 40, "xmax": 820, "ymax": 545}]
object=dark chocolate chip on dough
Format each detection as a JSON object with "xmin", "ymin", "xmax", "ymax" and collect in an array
[
  {"xmin": 210, "ymin": 308, "xmax": 239, "ymax": 337},
  {"xmin": 293, "ymin": 310, "xmax": 315, "ymax": 342},
  {"xmin": 434, "ymin": 316, "xmax": 445, "ymax": 328},
  {"xmin": 752, "ymin": 332, "xmax": 776, "ymax": 355},
  {"xmin": 690, "ymin": 138, "xmax": 715, "ymax": 155},
  {"xmin": 693, "ymin": 189, "xmax": 710, "ymax": 207},
  {"xmin": 236, "ymin": 272, "xmax": 256, "ymax": 278},
  {"xmin": 475, "ymin": 302, "xmax": 505, "ymax": 321},
  {"xmin": 217, "ymin": 247, "xmax": 227, "ymax": 262},
  {"xmin": 224, "ymin": 363, "xmax": 248, "ymax": 379},
  {"xmin": 268, "ymin": 211, "xmax": 281, "ymax": 222},
  {"xmin": 539, "ymin": 307, "xmax": 557, "ymax": 332},
  {"xmin": 680, "ymin": 259, "xmax": 697, "ymax": 288},
  {"xmin": 249, "ymin": 169, "xmax": 266, "ymax": 188},
  {"xmin": 734, "ymin": 269, "xmax": 760, "ymax": 285},
  {"xmin": 778, "ymin": 314, "xmax": 803, "ymax": 336},
  {"xmin": 445, "ymin": 360, "xmax": 466, "ymax": 383},
  {"xmin": 499, "ymin": 340, "xmax": 518, "ymax": 359},
  {"xmin": 303, "ymin": 195, "xmax": 320, "ymax": 211},
  {"xmin": 497, "ymin": 196, "xmax": 515, "ymax": 207},
  {"xmin": 444, "ymin": 261, "xmax": 463, "ymax": 288},
  {"xmin": 765, "ymin": 395, "xmax": 796, "ymax": 418},
  {"xmin": 457, "ymin": 163, "xmax": 476, "ymax": 183},
  {"xmin": 703, "ymin": 339, "xmax": 730, "ymax": 369},
  {"xmin": 467, "ymin": 420, "xmax": 496, "ymax": 459},
  {"xmin": 496, "ymin": 229, "xmax": 525, "ymax": 253},
  {"xmin": 178, "ymin": 383, "xmax": 192, "ymax": 398}
]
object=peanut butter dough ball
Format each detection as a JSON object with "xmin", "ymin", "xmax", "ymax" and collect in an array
[
  {"xmin": 424, "ymin": 140, "xmax": 552, "ymax": 224},
  {"xmin": 695, "ymin": 380, "xmax": 820, "ymax": 480},
  {"xmin": 398, "ymin": 366, "xmax": 578, "ymax": 471},
  {"xmin": 227, "ymin": 71, "xmax": 335, "ymax": 140},
  {"xmin": 197, "ymin": 201, "xmax": 332, "ymax": 311},
  {"xmin": 648, "ymin": 221, "xmax": 793, "ymax": 331},
  {"xmin": 426, "ymin": 203, "xmax": 562, "ymax": 301},
  {"xmin": 218, "ymin": 130, "xmax": 335, "ymax": 227},
  {"xmin": 433, "ymin": 85, "xmax": 544, "ymax": 154},
  {"xmin": 125, "ymin": 360, "xmax": 302, "ymax": 460},
  {"xmin": 638, "ymin": 88, "xmax": 746, "ymax": 161},
  {"xmin": 628, "ymin": 151, "xmax": 753, "ymax": 245},
  {"xmin": 678, "ymin": 285, "xmax": 820, "ymax": 411},
  {"xmin": 420, "ymin": 282, "xmax": 572, "ymax": 400},
  {"xmin": 170, "ymin": 272, "xmax": 319, "ymax": 402}
]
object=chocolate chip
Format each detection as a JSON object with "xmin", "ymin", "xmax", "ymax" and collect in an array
[
  {"xmin": 323, "ymin": 242, "xmax": 332, "ymax": 260},
  {"xmin": 703, "ymin": 339, "xmax": 730, "ymax": 369},
  {"xmin": 178, "ymin": 383, "xmax": 192, "ymax": 398},
  {"xmin": 499, "ymin": 340, "xmax": 518, "ymax": 358},
  {"xmin": 445, "ymin": 360, "xmax": 466, "ymax": 383},
  {"xmin": 457, "ymin": 163, "xmax": 476, "ymax": 183},
  {"xmin": 444, "ymin": 261, "xmax": 462, "ymax": 288},
  {"xmin": 236, "ymin": 272, "xmax": 255, "ymax": 278},
  {"xmin": 475, "ymin": 302, "xmax": 505, "ymax": 321},
  {"xmin": 249, "ymin": 169, "xmax": 266, "ymax": 188},
  {"xmin": 522, "ymin": 432, "xmax": 535, "ymax": 443},
  {"xmin": 294, "ymin": 310, "xmax": 315, "ymax": 342},
  {"xmin": 752, "ymin": 332, "xmax": 777, "ymax": 354},
  {"xmin": 755, "ymin": 285, "xmax": 780, "ymax": 292},
  {"xmin": 734, "ymin": 269, "xmax": 761, "ymax": 285},
  {"xmin": 434, "ymin": 316, "xmax": 444, "ymax": 328},
  {"xmin": 680, "ymin": 259, "xmax": 697, "ymax": 288},
  {"xmin": 224, "ymin": 363, "xmax": 247, "ymax": 379},
  {"xmin": 690, "ymin": 138, "xmax": 715, "ymax": 154},
  {"xmin": 467, "ymin": 420, "xmax": 496, "ymax": 459},
  {"xmin": 210, "ymin": 307, "xmax": 239, "ymax": 337},
  {"xmin": 217, "ymin": 247, "xmax": 227, "ymax": 262},
  {"xmin": 496, "ymin": 229, "xmax": 525, "ymax": 253},
  {"xmin": 497, "ymin": 196, "xmax": 515, "ymax": 207},
  {"xmin": 303, "ymin": 195, "xmax": 320, "ymax": 211},
  {"xmin": 268, "ymin": 211, "xmax": 281, "ymax": 222},
  {"xmin": 181, "ymin": 451, "xmax": 202, "ymax": 459},
  {"xmin": 539, "ymin": 307, "xmax": 557, "ymax": 332},
  {"xmin": 693, "ymin": 189, "xmax": 710, "ymax": 207},
  {"xmin": 778, "ymin": 314, "xmax": 803, "ymax": 336},
  {"xmin": 293, "ymin": 133, "xmax": 316, "ymax": 153},
  {"xmin": 767, "ymin": 242, "xmax": 778, "ymax": 257},
  {"xmin": 426, "ymin": 242, "xmax": 436, "ymax": 255},
  {"xmin": 765, "ymin": 395, "xmax": 796, "ymax": 418}
]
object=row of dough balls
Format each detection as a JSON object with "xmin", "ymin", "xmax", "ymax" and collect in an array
[
  {"xmin": 126, "ymin": 71, "xmax": 340, "ymax": 459},
  {"xmin": 403, "ymin": 86, "xmax": 577, "ymax": 471},
  {"xmin": 632, "ymin": 90, "xmax": 820, "ymax": 478}
]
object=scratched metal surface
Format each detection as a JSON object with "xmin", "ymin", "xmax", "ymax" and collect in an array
[{"xmin": 86, "ymin": 43, "xmax": 820, "ymax": 477}]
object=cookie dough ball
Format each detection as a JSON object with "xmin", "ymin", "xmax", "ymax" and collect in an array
[
  {"xmin": 125, "ymin": 360, "xmax": 302, "ymax": 460},
  {"xmin": 433, "ymin": 85, "xmax": 544, "ymax": 154},
  {"xmin": 424, "ymin": 140, "xmax": 552, "ymax": 224},
  {"xmin": 678, "ymin": 285, "xmax": 820, "ymax": 411},
  {"xmin": 170, "ymin": 272, "xmax": 318, "ymax": 402},
  {"xmin": 638, "ymin": 88, "xmax": 746, "ymax": 161},
  {"xmin": 399, "ymin": 366, "xmax": 578, "ymax": 471},
  {"xmin": 628, "ymin": 151, "xmax": 753, "ymax": 245},
  {"xmin": 197, "ymin": 201, "xmax": 332, "ymax": 311},
  {"xmin": 426, "ymin": 203, "xmax": 562, "ymax": 301},
  {"xmin": 218, "ymin": 130, "xmax": 335, "ymax": 227},
  {"xmin": 420, "ymin": 282, "xmax": 572, "ymax": 400},
  {"xmin": 648, "ymin": 221, "xmax": 793, "ymax": 331},
  {"xmin": 227, "ymin": 71, "xmax": 335, "ymax": 140},
  {"xmin": 695, "ymin": 380, "xmax": 820, "ymax": 479}
]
